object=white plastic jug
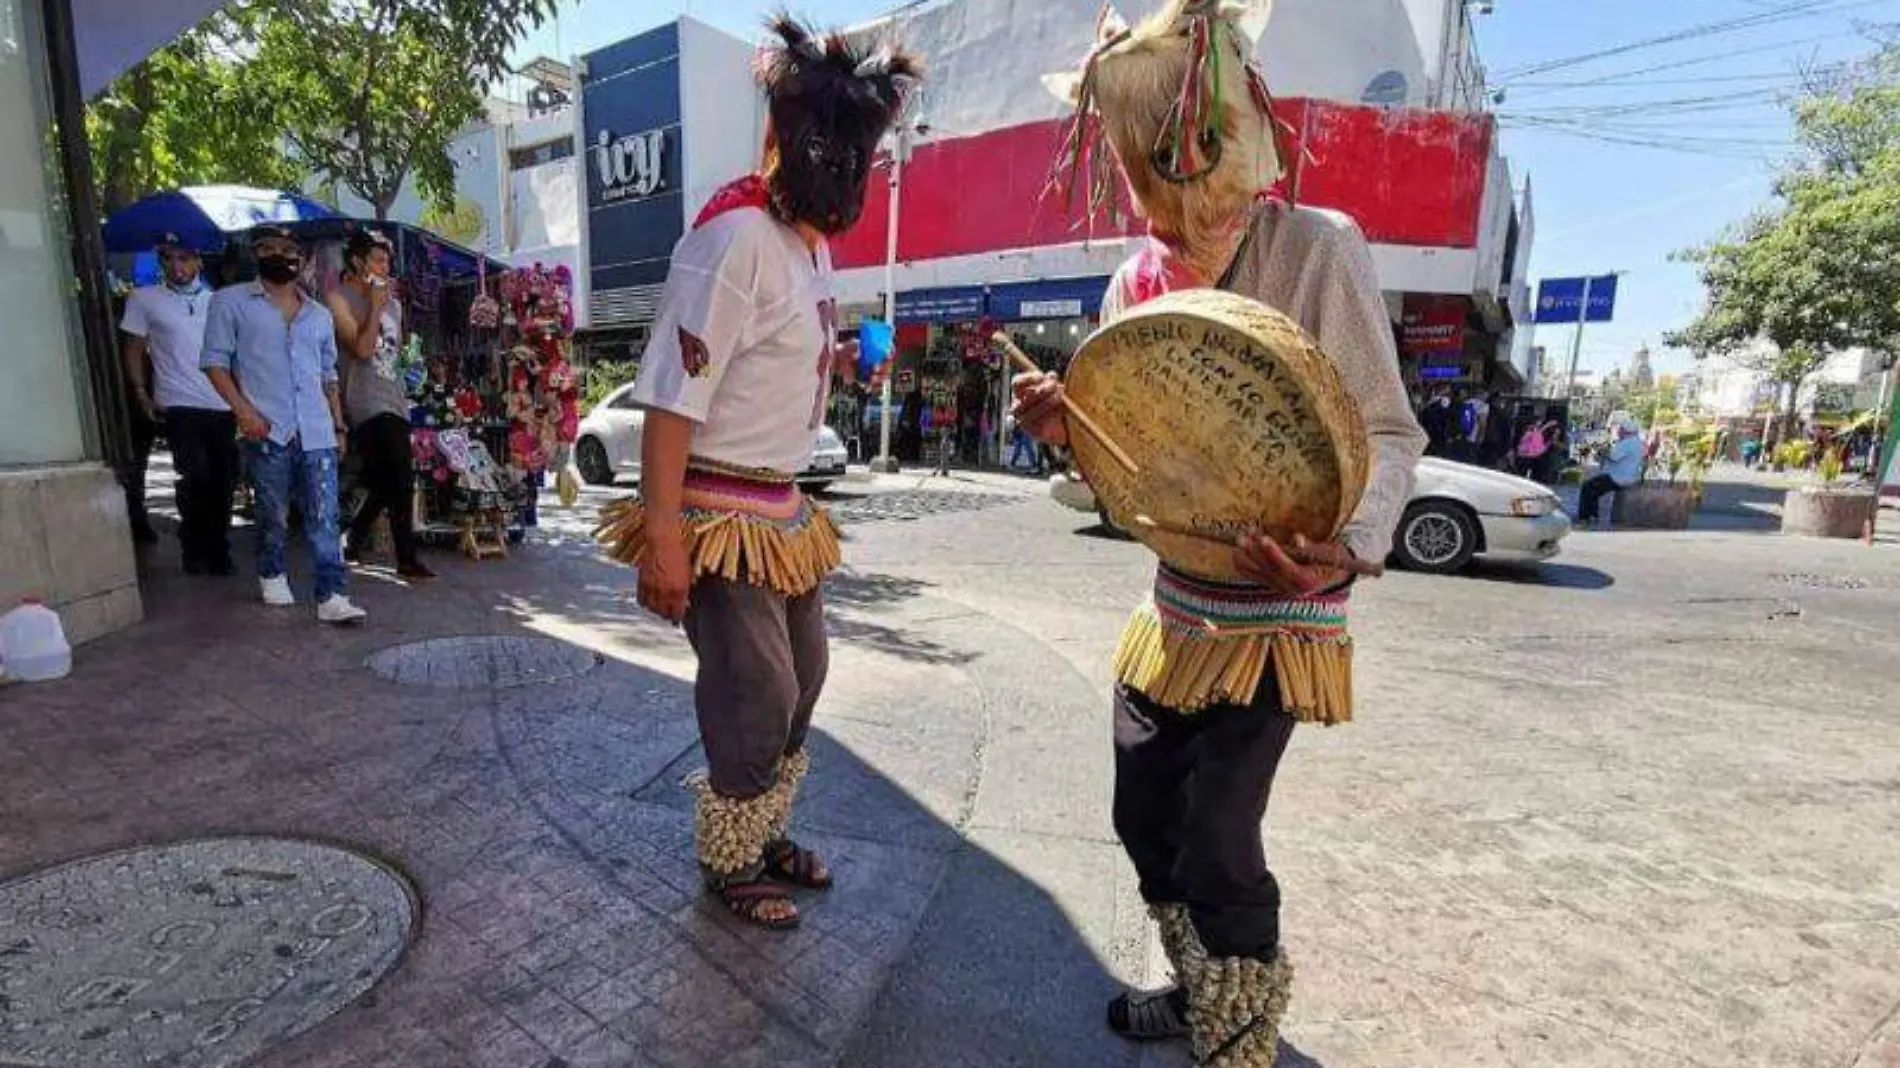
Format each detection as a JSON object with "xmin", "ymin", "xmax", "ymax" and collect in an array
[{"xmin": 1, "ymin": 599, "xmax": 72, "ymax": 682}]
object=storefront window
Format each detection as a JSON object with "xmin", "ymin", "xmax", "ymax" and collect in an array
[{"xmin": 0, "ymin": 0, "xmax": 91, "ymax": 467}]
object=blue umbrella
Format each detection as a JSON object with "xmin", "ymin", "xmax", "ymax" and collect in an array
[{"xmin": 102, "ymin": 185, "xmax": 340, "ymax": 254}]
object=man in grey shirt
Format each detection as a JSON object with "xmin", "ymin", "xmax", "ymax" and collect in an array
[
  {"xmin": 201, "ymin": 224, "xmax": 367, "ymax": 624},
  {"xmin": 328, "ymin": 228, "xmax": 433, "ymax": 580}
]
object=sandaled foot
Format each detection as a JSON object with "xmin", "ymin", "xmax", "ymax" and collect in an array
[
  {"xmin": 763, "ymin": 838, "xmax": 833, "ymax": 890},
  {"xmin": 1107, "ymin": 985, "xmax": 1190, "ymax": 1042},
  {"xmin": 712, "ymin": 879, "xmax": 800, "ymax": 930}
]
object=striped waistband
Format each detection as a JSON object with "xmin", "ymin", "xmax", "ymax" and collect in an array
[
  {"xmin": 683, "ymin": 458, "xmax": 807, "ymax": 526},
  {"xmin": 1151, "ymin": 564, "xmax": 1349, "ymax": 637}
]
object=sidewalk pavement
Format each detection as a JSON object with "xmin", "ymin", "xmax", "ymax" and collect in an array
[
  {"xmin": 0, "ymin": 483, "xmax": 1153, "ymax": 1068},
  {"xmin": 8, "ymin": 465, "xmax": 1900, "ymax": 1068}
]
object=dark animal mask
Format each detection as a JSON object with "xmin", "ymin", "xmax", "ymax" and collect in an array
[{"xmin": 756, "ymin": 14, "xmax": 923, "ymax": 235}]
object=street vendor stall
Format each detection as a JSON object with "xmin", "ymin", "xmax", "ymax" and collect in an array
[
  {"xmin": 277, "ymin": 222, "xmax": 576, "ymax": 558},
  {"xmin": 101, "ymin": 188, "xmax": 576, "ymax": 559}
]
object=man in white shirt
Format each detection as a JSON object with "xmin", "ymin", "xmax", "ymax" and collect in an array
[
  {"xmin": 1579, "ymin": 413, "xmax": 1647, "ymax": 525},
  {"xmin": 596, "ymin": 15, "xmax": 918, "ymax": 932},
  {"xmin": 120, "ymin": 233, "xmax": 236, "ymax": 575}
]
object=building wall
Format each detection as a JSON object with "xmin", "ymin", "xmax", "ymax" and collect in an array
[
  {"xmin": 679, "ymin": 17, "xmax": 766, "ymax": 224},
  {"xmin": 827, "ymin": 98, "xmax": 1502, "ymax": 303},
  {"xmin": 315, "ymin": 122, "xmax": 505, "ymax": 251},
  {"xmin": 578, "ymin": 21, "xmax": 687, "ymax": 329},
  {"xmin": 859, "ymin": 0, "xmax": 1431, "ymax": 142},
  {"xmin": 1265, "ymin": 0, "xmax": 1428, "ymax": 105},
  {"xmin": 10, "ymin": 0, "xmax": 143, "ymax": 644}
]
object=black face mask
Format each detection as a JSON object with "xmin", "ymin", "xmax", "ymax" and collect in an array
[
  {"xmin": 256, "ymin": 255, "xmax": 302, "ymax": 285},
  {"xmin": 770, "ymin": 129, "xmax": 875, "ymax": 236}
]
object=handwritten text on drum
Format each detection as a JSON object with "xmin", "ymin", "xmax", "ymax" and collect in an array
[{"xmin": 1069, "ymin": 318, "xmax": 1343, "ymax": 580}]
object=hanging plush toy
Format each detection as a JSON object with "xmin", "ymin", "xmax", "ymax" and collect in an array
[{"xmin": 469, "ymin": 255, "xmax": 501, "ymax": 331}]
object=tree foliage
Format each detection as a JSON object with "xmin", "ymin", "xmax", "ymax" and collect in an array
[
  {"xmin": 85, "ymin": 9, "xmax": 302, "ymax": 215},
  {"xmin": 1670, "ymin": 46, "xmax": 1900, "ymax": 421},
  {"xmin": 244, "ymin": 0, "xmax": 558, "ymax": 220},
  {"xmin": 86, "ymin": 0, "xmax": 556, "ymax": 222}
]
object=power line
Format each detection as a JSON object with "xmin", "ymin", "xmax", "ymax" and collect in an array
[
  {"xmin": 1511, "ymin": 66, "xmax": 1840, "ymax": 92},
  {"xmin": 1495, "ymin": 0, "xmax": 1896, "ymax": 82},
  {"xmin": 1505, "ymin": 29, "xmax": 1879, "ymax": 97}
]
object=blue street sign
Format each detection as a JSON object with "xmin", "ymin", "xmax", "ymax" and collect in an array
[{"xmin": 1534, "ymin": 275, "xmax": 1618, "ymax": 325}]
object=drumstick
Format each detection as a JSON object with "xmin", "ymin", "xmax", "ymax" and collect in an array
[
  {"xmin": 1130, "ymin": 515, "xmax": 1387, "ymax": 578},
  {"xmin": 993, "ymin": 332, "xmax": 1140, "ymax": 476}
]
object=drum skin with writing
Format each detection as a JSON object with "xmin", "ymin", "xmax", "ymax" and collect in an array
[{"xmin": 1065, "ymin": 288, "xmax": 1370, "ymax": 583}]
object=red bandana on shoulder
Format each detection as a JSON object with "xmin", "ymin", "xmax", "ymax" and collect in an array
[
  {"xmin": 1117, "ymin": 238, "xmax": 1202, "ymax": 310},
  {"xmin": 693, "ymin": 175, "xmax": 773, "ymax": 230},
  {"xmin": 1116, "ymin": 193, "xmax": 1278, "ymax": 310}
]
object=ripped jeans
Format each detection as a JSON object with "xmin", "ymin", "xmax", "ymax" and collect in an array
[{"xmin": 246, "ymin": 437, "xmax": 347, "ymax": 602}]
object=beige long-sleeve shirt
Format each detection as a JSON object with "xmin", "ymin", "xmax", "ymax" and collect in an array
[{"xmin": 1101, "ymin": 202, "xmax": 1427, "ymax": 564}]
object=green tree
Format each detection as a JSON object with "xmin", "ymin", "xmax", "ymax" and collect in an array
[
  {"xmin": 250, "ymin": 0, "xmax": 558, "ymax": 220},
  {"xmin": 1671, "ymin": 45, "xmax": 1900, "ymax": 447},
  {"xmin": 85, "ymin": 9, "xmax": 302, "ymax": 214}
]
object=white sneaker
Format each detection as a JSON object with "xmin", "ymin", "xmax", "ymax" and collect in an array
[
  {"xmin": 317, "ymin": 595, "xmax": 368, "ymax": 625},
  {"xmin": 261, "ymin": 575, "xmax": 295, "ymax": 606}
]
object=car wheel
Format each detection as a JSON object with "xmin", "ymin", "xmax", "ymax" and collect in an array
[
  {"xmin": 802, "ymin": 481, "xmax": 833, "ymax": 495},
  {"xmin": 577, "ymin": 437, "xmax": 614, "ymax": 486},
  {"xmin": 1098, "ymin": 506, "xmax": 1134, "ymax": 540},
  {"xmin": 1394, "ymin": 502, "xmax": 1479, "ymax": 574}
]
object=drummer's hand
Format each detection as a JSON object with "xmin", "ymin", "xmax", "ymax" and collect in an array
[
  {"xmin": 1011, "ymin": 371, "xmax": 1070, "ymax": 447},
  {"xmin": 1236, "ymin": 533, "xmax": 1350, "ymax": 597},
  {"xmin": 638, "ymin": 521, "xmax": 693, "ymax": 624}
]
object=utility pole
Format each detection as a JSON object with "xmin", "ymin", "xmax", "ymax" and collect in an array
[
  {"xmin": 1562, "ymin": 271, "xmax": 1625, "ymax": 411},
  {"xmin": 870, "ymin": 124, "xmax": 910, "ymax": 474},
  {"xmin": 871, "ymin": 109, "xmax": 926, "ymax": 474},
  {"xmin": 1561, "ymin": 275, "xmax": 1593, "ymax": 405}
]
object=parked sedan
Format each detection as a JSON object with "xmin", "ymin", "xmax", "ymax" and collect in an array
[
  {"xmin": 1048, "ymin": 456, "xmax": 1570, "ymax": 574},
  {"xmin": 576, "ymin": 384, "xmax": 850, "ymax": 492}
]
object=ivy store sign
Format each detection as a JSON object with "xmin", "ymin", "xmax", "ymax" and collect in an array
[{"xmin": 593, "ymin": 127, "xmax": 668, "ymax": 204}]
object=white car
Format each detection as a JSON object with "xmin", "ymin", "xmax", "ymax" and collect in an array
[
  {"xmin": 576, "ymin": 383, "xmax": 851, "ymax": 492},
  {"xmin": 1049, "ymin": 456, "xmax": 1571, "ymax": 575}
]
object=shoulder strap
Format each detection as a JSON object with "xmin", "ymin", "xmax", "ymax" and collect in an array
[{"xmin": 1214, "ymin": 202, "xmax": 1268, "ymax": 293}]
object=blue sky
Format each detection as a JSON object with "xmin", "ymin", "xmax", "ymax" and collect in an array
[{"xmin": 512, "ymin": 0, "xmax": 1900, "ymax": 376}]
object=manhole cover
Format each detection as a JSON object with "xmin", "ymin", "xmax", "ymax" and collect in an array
[
  {"xmin": 0, "ymin": 837, "xmax": 415, "ymax": 1068},
  {"xmin": 365, "ymin": 635, "xmax": 603, "ymax": 688}
]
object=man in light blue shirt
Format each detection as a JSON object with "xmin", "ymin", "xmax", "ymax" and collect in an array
[
  {"xmin": 1578, "ymin": 415, "xmax": 1646, "ymax": 525},
  {"xmin": 201, "ymin": 224, "xmax": 367, "ymax": 625}
]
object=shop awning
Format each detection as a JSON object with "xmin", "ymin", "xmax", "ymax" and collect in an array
[
  {"xmin": 895, "ymin": 286, "xmax": 986, "ymax": 324},
  {"xmin": 75, "ymin": 0, "xmax": 230, "ymax": 98},
  {"xmin": 988, "ymin": 276, "xmax": 1111, "ymax": 321},
  {"xmin": 103, "ymin": 186, "xmax": 340, "ymax": 255}
]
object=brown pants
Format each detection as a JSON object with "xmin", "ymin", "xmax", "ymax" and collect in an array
[{"xmin": 684, "ymin": 577, "xmax": 829, "ymax": 799}]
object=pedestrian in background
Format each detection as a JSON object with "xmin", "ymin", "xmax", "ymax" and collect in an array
[
  {"xmin": 329, "ymin": 228, "xmax": 435, "ymax": 581},
  {"xmin": 1419, "ymin": 384, "xmax": 1454, "ymax": 456},
  {"xmin": 1578, "ymin": 413, "xmax": 1646, "ymax": 527},
  {"xmin": 201, "ymin": 224, "xmax": 367, "ymax": 625},
  {"xmin": 120, "ymin": 233, "xmax": 236, "ymax": 574}
]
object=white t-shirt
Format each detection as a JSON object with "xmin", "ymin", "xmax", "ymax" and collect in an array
[
  {"xmin": 120, "ymin": 283, "xmax": 226, "ymax": 412},
  {"xmin": 631, "ymin": 207, "xmax": 837, "ymax": 473}
]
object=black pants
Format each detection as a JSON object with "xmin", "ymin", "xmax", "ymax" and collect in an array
[
  {"xmin": 684, "ymin": 578, "xmax": 828, "ymax": 799},
  {"xmin": 166, "ymin": 408, "xmax": 239, "ymax": 568},
  {"xmin": 1113, "ymin": 682, "xmax": 1297, "ymax": 962},
  {"xmin": 347, "ymin": 413, "xmax": 420, "ymax": 567},
  {"xmin": 125, "ymin": 407, "xmax": 157, "ymax": 538},
  {"xmin": 1578, "ymin": 473, "xmax": 1622, "ymax": 522}
]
